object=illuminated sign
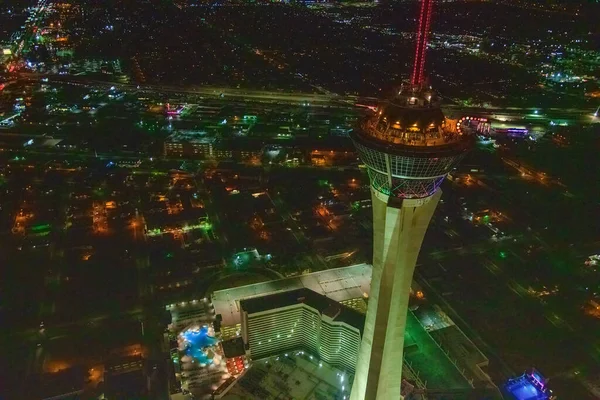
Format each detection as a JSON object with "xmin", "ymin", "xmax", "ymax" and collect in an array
[
  {"xmin": 528, "ymin": 369, "xmax": 547, "ymax": 389},
  {"xmin": 2, "ymin": 49, "xmax": 12, "ymax": 55},
  {"xmin": 456, "ymin": 116, "xmax": 488, "ymax": 134}
]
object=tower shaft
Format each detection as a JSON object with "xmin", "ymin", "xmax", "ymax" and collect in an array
[
  {"xmin": 411, "ymin": 0, "xmax": 434, "ymax": 86},
  {"xmin": 350, "ymin": 189, "xmax": 441, "ymax": 400}
]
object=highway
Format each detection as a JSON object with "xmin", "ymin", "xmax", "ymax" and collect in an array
[
  {"xmin": 11, "ymin": 0, "xmax": 50, "ymax": 58},
  {"xmin": 17, "ymin": 73, "xmax": 355, "ymax": 105},
  {"xmin": 12, "ymin": 74, "xmax": 599, "ymax": 125}
]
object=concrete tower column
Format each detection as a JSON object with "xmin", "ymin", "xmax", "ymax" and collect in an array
[{"xmin": 351, "ymin": 188, "xmax": 441, "ymax": 400}]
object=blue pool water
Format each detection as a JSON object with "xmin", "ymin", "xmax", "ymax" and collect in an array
[
  {"xmin": 504, "ymin": 376, "xmax": 549, "ymax": 400},
  {"xmin": 182, "ymin": 326, "xmax": 218, "ymax": 364}
]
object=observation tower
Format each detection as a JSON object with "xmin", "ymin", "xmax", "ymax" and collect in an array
[{"xmin": 349, "ymin": 1, "xmax": 474, "ymax": 399}]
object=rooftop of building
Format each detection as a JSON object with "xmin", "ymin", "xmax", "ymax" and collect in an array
[
  {"xmin": 404, "ymin": 311, "xmax": 472, "ymax": 391},
  {"xmin": 211, "ymin": 263, "xmax": 371, "ymax": 328},
  {"xmin": 104, "ymin": 368, "xmax": 148, "ymax": 400},
  {"xmin": 28, "ymin": 366, "xmax": 86, "ymax": 400},
  {"xmin": 240, "ymin": 287, "xmax": 365, "ymax": 333},
  {"xmin": 105, "ymin": 354, "xmax": 144, "ymax": 374},
  {"xmin": 222, "ymin": 337, "xmax": 246, "ymax": 358},
  {"xmin": 165, "ymin": 130, "xmax": 215, "ymax": 144}
]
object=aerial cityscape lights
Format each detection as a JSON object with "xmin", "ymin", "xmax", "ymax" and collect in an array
[{"xmin": 1, "ymin": 0, "xmax": 599, "ymax": 398}]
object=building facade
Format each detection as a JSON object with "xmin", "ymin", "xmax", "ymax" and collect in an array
[
  {"xmin": 163, "ymin": 132, "xmax": 215, "ymax": 158},
  {"xmin": 240, "ymin": 288, "xmax": 363, "ymax": 374}
]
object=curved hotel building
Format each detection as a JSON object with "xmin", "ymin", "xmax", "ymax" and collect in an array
[{"xmin": 240, "ymin": 288, "xmax": 364, "ymax": 374}]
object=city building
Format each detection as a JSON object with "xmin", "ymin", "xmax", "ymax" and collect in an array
[
  {"xmin": 104, "ymin": 355, "xmax": 148, "ymax": 400},
  {"xmin": 210, "ymin": 264, "xmax": 495, "ymax": 398},
  {"xmin": 163, "ymin": 131, "xmax": 215, "ymax": 158},
  {"xmin": 166, "ymin": 298, "xmax": 214, "ymax": 331},
  {"xmin": 240, "ymin": 287, "xmax": 363, "ymax": 374},
  {"xmin": 348, "ymin": 0, "xmax": 475, "ymax": 397},
  {"xmin": 29, "ymin": 367, "xmax": 86, "ymax": 400},
  {"xmin": 349, "ymin": 85, "xmax": 474, "ymax": 399},
  {"xmin": 211, "ymin": 263, "xmax": 372, "ymax": 340}
]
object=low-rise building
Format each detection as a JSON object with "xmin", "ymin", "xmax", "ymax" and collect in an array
[{"xmin": 164, "ymin": 131, "xmax": 215, "ymax": 158}]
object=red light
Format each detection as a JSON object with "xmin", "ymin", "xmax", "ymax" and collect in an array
[{"xmin": 411, "ymin": 0, "xmax": 434, "ymax": 86}]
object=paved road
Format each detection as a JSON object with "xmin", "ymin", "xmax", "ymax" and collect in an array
[
  {"xmin": 17, "ymin": 73, "xmax": 353, "ymax": 105},
  {"xmin": 13, "ymin": 74, "xmax": 600, "ymax": 123}
]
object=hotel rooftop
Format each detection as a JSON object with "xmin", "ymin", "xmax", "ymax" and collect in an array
[{"xmin": 211, "ymin": 263, "xmax": 371, "ymax": 328}]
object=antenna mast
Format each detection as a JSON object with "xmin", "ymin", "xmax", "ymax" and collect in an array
[{"xmin": 411, "ymin": 0, "xmax": 434, "ymax": 87}]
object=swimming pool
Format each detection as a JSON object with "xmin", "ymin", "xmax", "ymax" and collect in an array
[{"xmin": 181, "ymin": 326, "xmax": 218, "ymax": 365}]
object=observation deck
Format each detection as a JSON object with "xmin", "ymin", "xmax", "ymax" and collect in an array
[{"xmin": 350, "ymin": 87, "xmax": 474, "ymax": 199}]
